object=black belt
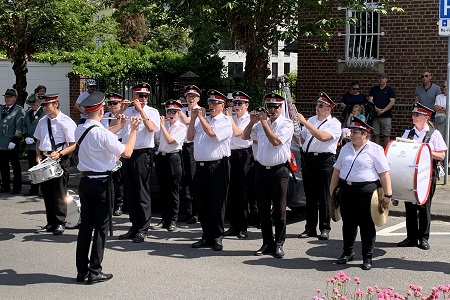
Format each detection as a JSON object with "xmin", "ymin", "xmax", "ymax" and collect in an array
[
  {"xmin": 306, "ymin": 152, "xmax": 334, "ymax": 157},
  {"xmin": 159, "ymin": 151, "xmax": 181, "ymax": 157},
  {"xmin": 133, "ymin": 148, "xmax": 151, "ymax": 154},
  {"xmin": 81, "ymin": 171, "xmax": 111, "ymax": 177},
  {"xmin": 197, "ymin": 159, "xmax": 222, "ymax": 167},
  {"xmin": 258, "ymin": 163, "xmax": 285, "ymax": 170},
  {"xmin": 231, "ymin": 147, "xmax": 251, "ymax": 154},
  {"xmin": 339, "ymin": 179, "xmax": 378, "ymax": 186},
  {"xmin": 183, "ymin": 142, "xmax": 194, "ymax": 148}
]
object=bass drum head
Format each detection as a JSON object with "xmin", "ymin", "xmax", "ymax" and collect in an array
[
  {"xmin": 414, "ymin": 144, "xmax": 432, "ymax": 205},
  {"xmin": 65, "ymin": 196, "xmax": 81, "ymax": 229}
]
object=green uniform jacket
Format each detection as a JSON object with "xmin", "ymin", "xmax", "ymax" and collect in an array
[
  {"xmin": 0, "ymin": 104, "xmax": 25, "ymax": 150},
  {"xmin": 23, "ymin": 107, "xmax": 45, "ymax": 151}
]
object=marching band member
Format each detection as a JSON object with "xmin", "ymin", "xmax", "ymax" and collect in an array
[
  {"xmin": 330, "ymin": 117, "xmax": 392, "ymax": 270},
  {"xmin": 23, "ymin": 87, "xmax": 46, "ymax": 196},
  {"xmin": 223, "ymin": 91, "xmax": 254, "ymax": 239},
  {"xmin": 119, "ymin": 83, "xmax": 160, "ymax": 243},
  {"xmin": 397, "ymin": 103, "xmax": 447, "ymax": 250},
  {"xmin": 188, "ymin": 89, "xmax": 232, "ymax": 251},
  {"xmin": 243, "ymin": 93, "xmax": 294, "ymax": 258},
  {"xmin": 34, "ymin": 94, "xmax": 77, "ymax": 235},
  {"xmin": 154, "ymin": 100, "xmax": 186, "ymax": 232},
  {"xmin": 75, "ymin": 91, "xmax": 140, "ymax": 284},
  {"xmin": 178, "ymin": 85, "xmax": 202, "ymax": 224},
  {"xmin": 101, "ymin": 92, "xmax": 125, "ymax": 216},
  {"xmin": 0, "ymin": 88, "xmax": 25, "ymax": 194},
  {"xmin": 297, "ymin": 93, "xmax": 341, "ymax": 241}
]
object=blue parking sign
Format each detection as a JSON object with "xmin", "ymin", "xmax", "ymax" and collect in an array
[{"xmin": 441, "ymin": 0, "xmax": 450, "ymax": 18}]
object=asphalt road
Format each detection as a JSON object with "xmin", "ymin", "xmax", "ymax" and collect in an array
[{"xmin": 1, "ymin": 191, "xmax": 450, "ymax": 300}]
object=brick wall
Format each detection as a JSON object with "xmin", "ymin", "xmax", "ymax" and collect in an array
[
  {"xmin": 69, "ymin": 76, "xmax": 87, "ymax": 123},
  {"xmin": 296, "ymin": 0, "xmax": 446, "ymax": 138}
]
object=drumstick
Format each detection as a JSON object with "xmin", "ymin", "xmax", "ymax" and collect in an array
[
  {"xmin": 395, "ymin": 137, "xmax": 418, "ymax": 143},
  {"xmin": 102, "ymin": 117, "xmax": 151, "ymax": 121}
]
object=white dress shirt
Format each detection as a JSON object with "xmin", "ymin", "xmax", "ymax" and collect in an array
[
  {"xmin": 121, "ymin": 105, "xmax": 160, "ymax": 149},
  {"xmin": 402, "ymin": 125, "xmax": 447, "ymax": 152},
  {"xmin": 158, "ymin": 120, "xmax": 186, "ymax": 153},
  {"xmin": 251, "ymin": 115, "xmax": 294, "ymax": 166},
  {"xmin": 34, "ymin": 112, "xmax": 76, "ymax": 151},
  {"xmin": 230, "ymin": 112, "xmax": 252, "ymax": 150},
  {"xmin": 301, "ymin": 115, "xmax": 341, "ymax": 154},
  {"xmin": 193, "ymin": 113, "xmax": 232, "ymax": 161}
]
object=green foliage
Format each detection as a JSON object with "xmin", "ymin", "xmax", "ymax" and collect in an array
[{"xmin": 33, "ymin": 41, "xmax": 224, "ymax": 92}]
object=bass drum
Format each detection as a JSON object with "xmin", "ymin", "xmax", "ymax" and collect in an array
[
  {"xmin": 385, "ymin": 139, "xmax": 432, "ymax": 205},
  {"xmin": 65, "ymin": 192, "xmax": 81, "ymax": 229}
]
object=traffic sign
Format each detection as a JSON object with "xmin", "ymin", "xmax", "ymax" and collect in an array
[
  {"xmin": 439, "ymin": 19, "xmax": 450, "ymax": 36},
  {"xmin": 441, "ymin": 0, "xmax": 450, "ymax": 18}
]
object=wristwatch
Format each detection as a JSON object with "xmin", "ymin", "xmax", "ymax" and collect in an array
[{"xmin": 384, "ymin": 194, "xmax": 392, "ymax": 198}]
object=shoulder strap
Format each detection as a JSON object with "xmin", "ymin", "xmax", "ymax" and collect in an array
[
  {"xmin": 407, "ymin": 129, "xmax": 415, "ymax": 140},
  {"xmin": 305, "ymin": 119, "xmax": 328, "ymax": 153},
  {"xmin": 47, "ymin": 118, "xmax": 57, "ymax": 150},
  {"xmin": 423, "ymin": 129, "xmax": 435, "ymax": 143},
  {"xmin": 76, "ymin": 125, "xmax": 99, "ymax": 150}
]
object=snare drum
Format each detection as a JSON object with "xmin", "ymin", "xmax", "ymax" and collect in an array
[
  {"xmin": 66, "ymin": 194, "xmax": 81, "ymax": 229},
  {"xmin": 28, "ymin": 158, "xmax": 63, "ymax": 184},
  {"xmin": 385, "ymin": 140, "xmax": 432, "ymax": 204}
]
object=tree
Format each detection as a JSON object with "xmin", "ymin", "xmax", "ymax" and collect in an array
[
  {"xmin": 0, "ymin": 0, "xmax": 106, "ymax": 106},
  {"xmin": 118, "ymin": 0, "xmax": 402, "ymax": 102}
]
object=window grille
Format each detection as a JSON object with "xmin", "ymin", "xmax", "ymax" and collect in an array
[{"xmin": 337, "ymin": 1, "xmax": 385, "ymax": 67}]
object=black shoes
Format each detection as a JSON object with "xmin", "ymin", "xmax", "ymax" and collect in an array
[
  {"xmin": 76, "ymin": 271, "xmax": 88, "ymax": 283},
  {"xmin": 224, "ymin": 228, "xmax": 248, "ymax": 239},
  {"xmin": 397, "ymin": 238, "xmax": 418, "ymax": 247},
  {"xmin": 298, "ymin": 230, "xmax": 317, "ymax": 239},
  {"xmin": 362, "ymin": 258, "xmax": 372, "ymax": 270},
  {"xmin": 10, "ymin": 190, "xmax": 21, "ymax": 195},
  {"xmin": 237, "ymin": 231, "xmax": 248, "ymax": 239},
  {"xmin": 119, "ymin": 230, "xmax": 137, "ymax": 239},
  {"xmin": 167, "ymin": 222, "xmax": 177, "ymax": 232},
  {"xmin": 254, "ymin": 244, "xmax": 275, "ymax": 256},
  {"xmin": 318, "ymin": 230, "xmax": 330, "ymax": 240},
  {"xmin": 53, "ymin": 224, "xmax": 65, "ymax": 235},
  {"xmin": 187, "ymin": 216, "xmax": 198, "ymax": 224},
  {"xmin": 418, "ymin": 239, "xmax": 430, "ymax": 250},
  {"xmin": 274, "ymin": 245, "xmax": 285, "ymax": 258},
  {"xmin": 24, "ymin": 189, "xmax": 39, "ymax": 196},
  {"xmin": 0, "ymin": 187, "xmax": 10, "ymax": 193},
  {"xmin": 35, "ymin": 224, "xmax": 55, "ymax": 233},
  {"xmin": 213, "ymin": 240, "xmax": 223, "ymax": 251},
  {"xmin": 132, "ymin": 232, "xmax": 146, "ymax": 243},
  {"xmin": 336, "ymin": 252, "xmax": 355, "ymax": 264},
  {"xmin": 192, "ymin": 239, "xmax": 213, "ymax": 248},
  {"xmin": 87, "ymin": 272, "xmax": 113, "ymax": 284},
  {"xmin": 113, "ymin": 206, "xmax": 122, "ymax": 216}
]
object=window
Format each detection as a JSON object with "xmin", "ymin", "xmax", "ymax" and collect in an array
[
  {"xmin": 341, "ymin": 0, "xmax": 383, "ymax": 67},
  {"xmin": 271, "ymin": 63, "xmax": 278, "ymax": 78},
  {"xmin": 228, "ymin": 62, "xmax": 243, "ymax": 77},
  {"xmin": 284, "ymin": 63, "xmax": 290, "ymax": 75},
  {"xmin": 271, "ymin": 40, "xmax": 278, "ymax": 56}
]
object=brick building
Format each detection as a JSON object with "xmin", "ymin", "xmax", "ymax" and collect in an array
[{"xmin": 296, "ymin": 0, "xmax": 447, "ymax": 138}]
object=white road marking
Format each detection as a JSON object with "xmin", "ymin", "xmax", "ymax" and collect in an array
[{"xmin": 377, "ymin": 221, "xmax": 450, "ymax": 236}]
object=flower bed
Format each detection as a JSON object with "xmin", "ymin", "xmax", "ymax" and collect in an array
[{"xmin": 312, "ymin": 271, "xmax": 450, "ymax": 299}]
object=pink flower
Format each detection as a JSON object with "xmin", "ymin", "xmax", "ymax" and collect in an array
[
  {"xmin": 316, "ymin": 289, "xmax": 321, "ymax": 294},
  {"xmin": 367, "ymin": 286, "xmax": 374, "ymax": 293}
]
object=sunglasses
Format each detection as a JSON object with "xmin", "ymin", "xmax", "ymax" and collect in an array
[
  {"xmin": 267, "ymin": 105, "xmax": 281, "ymax": 109},
  {"xmin": 166, "ymin": 110, "xmax": 178, "ymax": 115},
  {"xmin": 233, "ymin": 102, "xmax": 245, "ymax": 106},
  {"xmin": 108, "ymin": 101, "xmax": 119, "ymax": 106},
  {"xmin": 316, "ymin": 103, "xmax": 327, "ymax": 108},
  {"xmin": 40, "ymin": 102, "xmax": 53, "ymax": 107},
  {"xmin": 352, "ymin": 88, "xmax": 360, "ymax": 90},
  {"xmin": 421, "ymin": 75, "xmax": 430, "ymax": 78},
  {"xmin": 136, "ymin": 94, "xmax": 148, "ymax": 98},
  {"xmin": 412, "ymin": 112, "xmax": 424, "ymax": 117},
  {"xmin": 207, "ymin": 100, "xmax": 222, "ymax": 104}
]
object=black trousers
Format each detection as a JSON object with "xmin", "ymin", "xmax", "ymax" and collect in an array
[
  {"xmin": 340, "ymin": 181, "xmax": 378, "ymax": 259},
  {"xmin": 194, "ymin": 158, "xmax": 230, "ymax": 242},
  {"xmin": 40, "ymin": 156, "xmax": 70, "ymax": 225},
  {"xmin": 227, "ymin": 147, "xmax": 254, "ymax": 231},
  {"xmin": 112, "ymin": 163, "xmax": 124, "ymax": 209},
  {"xmin": 122, "ymin": 149, "xmax": 152, "ymax": 234},
  {"xmin": 76, "ymin": 176, "xmax": 109, "ymax": 275},
  {"xmin": 155, "ymin": 152, "xmax": 182, "ymax": 223},
  {"xmin": 255, "ymin": 163, "xmax": 289, "ymax": 246},
  {"xmin": 180, "ymin": 142, "xmax": 197, "ymax": 218},
  {"xmin": 0, "ymin": 149, "xmax": 22, "ymax": 192},
  {"xmin": 404, "ymin": 171, "xmax": 437, "ymax": 242},
  {"xmin": 27, "ymin": 149, "xmax": 40, "ymax": 192},
  {"xmin": 302, "ymin": 153, "xmax": 335, "ymax": 233}
]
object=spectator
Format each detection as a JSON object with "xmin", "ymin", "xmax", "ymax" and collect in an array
[
  {"xmin": 368, "ymin": 73, "xmax": 396, "ymax": 147},
  {"xmin": 340, "ymin": 81, "xmax": 367, "ymax": 123},
  {"xmin": 74, "ymin": 79, "xmax": 97, "ymax": 125},
  {"xmin": 433, "ymin": 81, "xmax": 447, "ymax": 138},
  {"xmin": 415, "ymin": 71, "xmax": 441, "ymax": 118},
  {"xmin": 345, "ymin": 104, "xmax": 366, "ymax": 128}
]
